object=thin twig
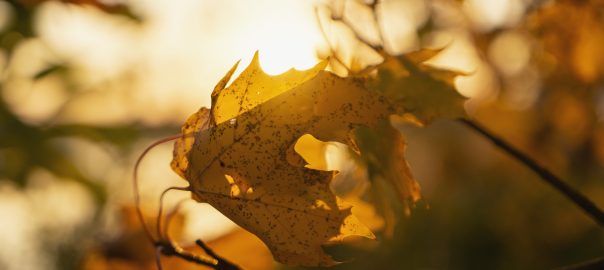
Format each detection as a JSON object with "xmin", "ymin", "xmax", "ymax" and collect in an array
[
  {"xmin": 157, "ymin": 186, "xmax": 190, "ymax": 239},
  {"xmin": 154, "ymin": 240, "xmax": 243, "ymax": 270},
  {"xmin": 162, "ymin": 198, "xmax": 189, "ymax": 240},
  {"xmin": 156, "ymin": 240, "xmax": 218, "ymax": 268},
  {"xmin": 331, "ymin": 0, "xmax": 385, "ymax": 53},
  {"xmin": 155, "ymin": 245, "xmax": 164, "ymax": 270},
  {"xmin": 133, "ymin": 134, "xmax": 183, "ymax": 243},
  {"xmin": 314, "ymin": 6, "xmax": 352, "ymax": 73},
  {"xmin": 316, "ymin": 0, "xmax": 389, "ymax": 76},
  {"xmin": 196, "ymin": 240, "xmax": 242, "ymax": 270},
  {"xmin": 133, "ymin": 133, "xmax": 242, "ymax": 269},
  {"xmin": 553, "ymin": 256, "xmax": 604, "ymax": 270},
  {"xmin": 460, "ymin": 119, "xmax": 604, "ymax": 227}
]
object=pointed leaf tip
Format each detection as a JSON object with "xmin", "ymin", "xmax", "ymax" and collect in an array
[
  {"xmin": 251, "ymin": 50, "xmax": 261, "ymax": 67},
  {"xmin": 212, "ymin": 59, "xmax": 241, "ymax": 98}
]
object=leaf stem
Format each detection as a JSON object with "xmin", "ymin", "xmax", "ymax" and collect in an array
[
  {"xmin": 133, "ymin": 134, "xmax": 183, "ymax": 244},
  {"xmin": 133, "ymin": 133, "xmax": 241, "ymax": 269},
  {"xmin": 156, "ymin": 186, "xmax": 190, "ymax": 239},
  {"xmin": 459, "ymin": 119, "xmax": 604, "ymax": 227}
]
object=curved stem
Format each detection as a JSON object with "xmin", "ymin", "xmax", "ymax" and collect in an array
[
  {"xmin": 133, "ymin": 134, "xmax": 183, "ymax": 243},
  {"xmin": 133, "ymin": 132, "xmax": 241, "ymax": 269},
  {"xmin": 155, "ymin": 245, "xmax": 164, "ymax": 270},
  {"xmin": 459, "ymin": 119, "xmax": 604, "ymax": 227},
  {"xmin": 156, "ymin": 186, "xmax": 190, "ymax": 239},
  {"xmin": 162, "ymin": 198, "xmax": 189, "ymax": 240}
]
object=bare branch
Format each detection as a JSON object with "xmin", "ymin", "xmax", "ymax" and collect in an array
[
  {"xmin": 460, "ymin": 119, "xmax": 604, "ymax": 227},
  {"xmin": 154, "ymin": 240, "xmax": 243, "ymax": 270},
  {"xmin": 196, "ymin": 240, "xmax": 242, "ymax": 270},
  {"xmin": 156, "ymin": 240, "xmax": 218, "ymax": 268},
  {"xmin": 554, "ymin": 256, "xmax": 604, "ymax": 270}
]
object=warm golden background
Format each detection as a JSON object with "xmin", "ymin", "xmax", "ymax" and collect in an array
[{"xmin": 1, "ymin": 0, "xmax": 603, "ymax": 269}]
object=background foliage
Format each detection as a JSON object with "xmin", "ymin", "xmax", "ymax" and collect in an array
[{"xmin": 1, "ymin": 0, "xmax": 603, "ymax": 269}]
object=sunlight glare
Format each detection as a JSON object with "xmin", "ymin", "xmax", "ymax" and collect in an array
[
  {"xmin": 463, "ymin": 0, "xmax": 526, "ymax": 32},
  {"xmin": 213, "ymin": 0, "xmax": 324, "ymax": 76}
]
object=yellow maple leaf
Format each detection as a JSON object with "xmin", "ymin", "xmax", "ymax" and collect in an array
[
  {"xmin": 171, "ymin": 50, "xmax": 465, "ymax": 266},
  {"xmin": 209, "ymin": 51, "xmax": 327, "ymax": 125}
]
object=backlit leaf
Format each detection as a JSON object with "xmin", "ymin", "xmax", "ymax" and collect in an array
[
  {"xmin": 171, "ymin": 50, "xmax": 465, "ymax": 266},
  {"xmin": 372, "ymin": 49, "xmax": 467, "ymax": 125}
]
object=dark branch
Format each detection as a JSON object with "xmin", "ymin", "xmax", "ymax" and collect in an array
[
  {"xmin": 156, "ymin": 240, "xmax": 242, "ymax": 270},
  {"xmin": 196, "ymin": 240, "xmax": 242, "ymax": 270},
  {"xmin": 553, "ymin": 256, "xmax": 604, "ymax": 270},
  {"xmin": 460, "ymin": 119, "xmax": 604, "ymax": 227},
  {"xmin": 156, "ymin": 240, "xmax": 216, "ymax": 268}
]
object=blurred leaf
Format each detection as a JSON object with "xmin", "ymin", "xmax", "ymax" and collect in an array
[
  {"xmin": 33, "ymin": 64, "xmax": 67, "ymax": 81},
  {"xmin": 372, "ymin": 49, "xmax": 467, "ymax": 125},
  {"xmin": 354, "ymin": 120, "xmax": 420, "ymax": 236}
]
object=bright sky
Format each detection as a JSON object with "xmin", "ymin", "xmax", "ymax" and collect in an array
[{"xmin": 30, "ymin": 0, "xmax": 326, "ymax": 125}]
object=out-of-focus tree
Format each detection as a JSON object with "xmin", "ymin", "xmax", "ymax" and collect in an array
[
  {"xmin": 0, "ymin": 1, "xmax": 176, "ymax": 269},
  {"xmin": 1, "ymin": 0, "xmax": 604, "ymax": 269}
]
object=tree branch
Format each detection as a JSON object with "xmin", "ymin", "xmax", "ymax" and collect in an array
[
  {"xmin": 156, "ymin": 240, "xmax": 242, "ymax": 270},
  {"xmin": 459, "ymin": 119, "xmax": 604, "ymax": 227},
  {"xmin": 553, "ymin": 256, "xmax": 604, "ymax": 270},
  {"xmin": 156, "ymin": 240, "xmax": 217, "ymax": 268},
  {"xmin": 196, "ymin": 240, "xmax": 242, "ymax": 270}
]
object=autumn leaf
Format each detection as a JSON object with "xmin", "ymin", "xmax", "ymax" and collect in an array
[
  {"xmin": 372, "ymin": 49, "xmax": 467, "ymax": 126},
  {"xmin": 171, "ymin": 50, "xmax": 465, "ymax": 266},
  {"xmin": 345, "ymin": 48, "xmax": 466, "ymax": 236},
  {"xmin": 352, "ymin": 119, "xmax": 420, "ymax": 237}
]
